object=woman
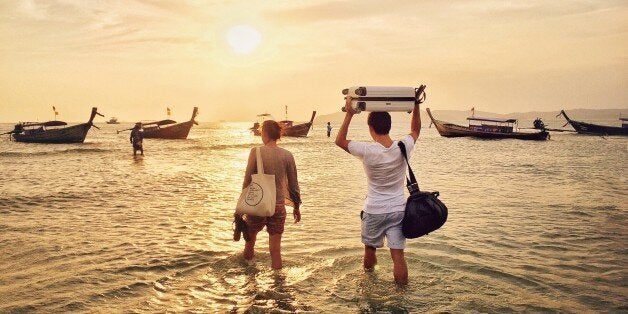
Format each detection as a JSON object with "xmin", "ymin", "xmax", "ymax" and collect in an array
[{"xmin": 235, "ymin": 120, "xmax": 301, "ymax": 269}]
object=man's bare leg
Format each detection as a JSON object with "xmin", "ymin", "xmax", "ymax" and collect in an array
[
  {"xmin": 390, "ymin": 249, "xmax": 408, "ymax": 285},
  {"xmin": 364, "ymin": 245, "xmax": 377, "ymax": 270}
]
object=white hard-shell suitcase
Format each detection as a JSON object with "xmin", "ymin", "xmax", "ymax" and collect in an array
[
  {"xmin": 341, "ymin": 85, "xmax": 426, "ymax": 113},
  {"xmin": 343, "ymin": 86, "xmax": 417, "ymax": 98}
]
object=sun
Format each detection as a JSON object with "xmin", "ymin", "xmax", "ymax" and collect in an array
[{"xmin": 226, "ymin": 25, "xmax": 262, "ymax": 55}]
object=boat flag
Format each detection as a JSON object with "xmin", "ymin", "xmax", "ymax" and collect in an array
[
  {"xmin": 52, "ymin": 106, "xmax": 59, "ymax": 118},
  {"xmin": 471, "ymin": 107, "xmax": 475, "ymax": 117},
  {"xmin": 167, "ymin": 107, "xmax": 171, "ymax": 117}
]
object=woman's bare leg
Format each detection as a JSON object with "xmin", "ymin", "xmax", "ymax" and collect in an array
[
  {"xmin": 243, "ymin": 232, "xmax": 258, "ymax": 261},
  {"xmin": 269, "ymin": 233, "xmax": 283, "ymax": 269}
]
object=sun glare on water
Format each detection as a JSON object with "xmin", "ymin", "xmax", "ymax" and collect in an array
[{"xmin": 226, "ymin": 25, "xmax": 262, "ymax": 55}]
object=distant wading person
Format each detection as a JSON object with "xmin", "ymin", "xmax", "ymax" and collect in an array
[
  {"xmin": 234, "ymin": 120, "xmax": 301, "ymax": 269},
  {"xmin": 327, "ymin": 122, "xmax": 332, "ymax": 138},
  {"xmin": 130, "ymin": 123, "xmax": 144, "ymax": 156},
  {"xmin": 335, "ymin": 96, "xmax": 421, "ymax": 285}
]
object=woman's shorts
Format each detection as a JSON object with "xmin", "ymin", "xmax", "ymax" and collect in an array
[
  {"xmin": 361, "ymin": 211, "xmax": 406, "ymax": 249},
  {"xmin": 244, "ymin": 204, "xmax": 287, "ymax": 236}
]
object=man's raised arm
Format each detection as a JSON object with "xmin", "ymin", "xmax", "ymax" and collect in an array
[
  {"xmin": 335, "ymin": 97, "xmax": 356, "ymax": 153},
  {"xmin": 409, "ymin": 102, "xmax": 421, "ymax": 142}
]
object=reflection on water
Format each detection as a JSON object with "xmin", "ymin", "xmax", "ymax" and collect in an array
[
  {"xmin": 0, "ymin": 122, "xmax": 626, "ymax": 312},
  {"xmin": 133, "ymin": 154, "xmax": 145, "ymax": 166}
]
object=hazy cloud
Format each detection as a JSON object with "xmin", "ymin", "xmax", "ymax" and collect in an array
[
  {"xmin": 0, "ymin": 0, "xmax": 625, "ymax": 122},
  {"xmin": 264, "ymin": 0, "xmax": 426, "ymax": 23}
]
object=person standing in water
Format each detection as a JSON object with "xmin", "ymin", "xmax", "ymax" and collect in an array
[
  {"xmin": 130, "ymin": 123, "xmax": 144, "ymax": 156},
  {"xmin": 234, "ymin": 120, "xmax": 301, "ymax": 269},
  {"xmin": 326, "ymin": 122, "xmax": 332, "ymax": 138},
  {"xmin": 335, "ymin": 96, "xmax": 421, "ymax": 285}
]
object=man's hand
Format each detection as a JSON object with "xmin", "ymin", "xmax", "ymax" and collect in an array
[
  {"xmin": 293, "ymin": 208, "xmax": 301, "ymax": 223},
  {"xmin": 344, "ymin": 96, "xmax": 357, "ymax": 115}
]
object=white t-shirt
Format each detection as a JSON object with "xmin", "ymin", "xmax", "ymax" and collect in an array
[{"xmin": 348, "ymin": 135, "xmax": 415, "ymax": 214}]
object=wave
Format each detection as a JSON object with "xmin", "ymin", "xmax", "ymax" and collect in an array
[
  {"xmin": 0, "ymin": 192, "xmax": 98, "ymax": 211},
  {"xmin": 187, "ymin": 143, "xmax": 256, "ymax": 151},
  {"xmin": 0, "ymin": 148, "xmax": 112, "ymax": 157},
  {"xmin": 93, "ymin": 281, "xmax": 152, "ymax": 300},
  {"xmin": 193, "ymin": 140, "xmax": 333, "ymax": 151},
  {"xmin": 114, "ymin": 250, "xmax": 224, "ymax": 276}
]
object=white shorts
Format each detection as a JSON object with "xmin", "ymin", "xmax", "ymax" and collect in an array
[{"xmin": 361, "ymin": 211, "xmax": 406, "ymax": 249}]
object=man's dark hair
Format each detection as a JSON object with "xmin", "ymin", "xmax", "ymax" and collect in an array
[{"xmin": 367, "ymin": 112, "xmax": 391, "ymax": 135}]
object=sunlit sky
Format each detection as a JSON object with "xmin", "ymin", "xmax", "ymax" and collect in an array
[{"xmin": 0, "ymin": 0, "xmax": 626, "ymax": 122}]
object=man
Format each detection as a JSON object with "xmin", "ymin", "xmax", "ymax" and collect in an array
[
  {"xmin": 130, "ymin": 123, "xmax": 144, "ymax": 156},
  {"xmin": 326, "ymin": 122, "xmax": 332, "ymax": 138},
  {"xmin": 335, "ymin": 96, "xmax": 421, "ymax": 285}
]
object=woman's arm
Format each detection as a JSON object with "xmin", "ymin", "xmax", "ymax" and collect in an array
[
  {"xmin": 286, "ymin": 153, "xmax": 301, "ymax": 223},
  {"xmin": 335, "ymin": 97, "xmax": 356, "ymax": 152}
]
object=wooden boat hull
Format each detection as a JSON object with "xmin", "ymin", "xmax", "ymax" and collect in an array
[
  {"xmin": 11, "ymin": 107, "xmax": 101, "ymax": 144},
  {"xmin": 251, "ymin": 122, "xmax": 312, "ymax": 137},
  {"xmin": 282, "ymin": 121, "xmax": 313, "ymax": 137},
  {"xmin": 143, "ymin": 120, "xmax": 194, "ymax": 139},
  {"xmin": 426, "ymin": 108, "xmax": 549, "ymax": 141},
  {"xmin": 559, "ymin": 110, "xmax": 628, "ymax": 136},
  {"xmin": 13, "ymin": 123, "xmax": 92, "ymax": 143},
  {"xmin": 251, "ymin": 111, "xmax": 316, "ymax": 137},
  {"xmin": 142, "ymin": 107, "xmax": 198, "ymax": 139}
]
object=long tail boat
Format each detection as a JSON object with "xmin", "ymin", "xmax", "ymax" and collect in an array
[
  {"xmin": 518, "ymin": 118, "xmax": 575, "ymax": 133},
  {"xmin": 142, "ymin": 107, "xmax": 198, "ymax": 139},
  {"xmin": 426, "ymin": 108, "xmax": 549, "ymax": 141},
  {"xmin": 6, "ymin": 107, "xmax": 103, "ymax": 143},
  {"xmin": 106, "ymin": 117, "xmax": 120, "ymax": 124},
  {"xmin": 250, "ymin": 109, "xmax": 317, "ymax": 137},
  {"xmin": 280, "ymin": 111, "xmax": 316, "ymax": 137},
  {"xmin": 250, "ymin": 113, "xmax": 270, "ymax": 136},
  {"xmin": 558, "ymin": 110, "xmax": 628, "ymax": 136}
]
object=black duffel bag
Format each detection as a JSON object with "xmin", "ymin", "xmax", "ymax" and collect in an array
[{"xmin": 398, "ymin": 142, "xmax": 448, "ymax": 238}]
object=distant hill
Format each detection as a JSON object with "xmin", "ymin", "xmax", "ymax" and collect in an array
[{"xmin": 314, "ymin": 108, "xmax": 627, "ymax": 129}]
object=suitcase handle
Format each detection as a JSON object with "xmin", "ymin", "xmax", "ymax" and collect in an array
[{"xmin": 415, "ymin": 85, "xmax": 427, "ymax": 105}]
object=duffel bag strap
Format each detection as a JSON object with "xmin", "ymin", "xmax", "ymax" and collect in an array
[{"xmin": 398, "ymin": 141, "xmax": 420, "ymax": 193}]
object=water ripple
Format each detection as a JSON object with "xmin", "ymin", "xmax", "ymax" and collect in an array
[{"xmin": 0, "ymin": 123, "xmax": 626, "ymax": 312}]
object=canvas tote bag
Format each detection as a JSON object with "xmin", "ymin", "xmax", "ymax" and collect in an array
[{"xmin": 236, "ymin": 147, "xmax": 277, "ymax": 217}]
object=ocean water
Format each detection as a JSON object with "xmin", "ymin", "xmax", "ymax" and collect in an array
[{"xmin": 0, "ymin": 121, "xmax": 626, "ymax": 313}]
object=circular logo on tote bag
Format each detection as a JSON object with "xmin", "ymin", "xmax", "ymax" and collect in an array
[{"xmin": 245, "ymin": 182, "xmax": 264, "ymax": 206}]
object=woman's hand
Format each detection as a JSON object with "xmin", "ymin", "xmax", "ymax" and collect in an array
[{"xmin": 293, "ymin": 208, "xmax": 301, "ymax": 223}]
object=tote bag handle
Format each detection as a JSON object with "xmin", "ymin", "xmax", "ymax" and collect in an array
[{"xmin": 256, "ymin": 147, "xmax": 264, "ymax": 174}]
